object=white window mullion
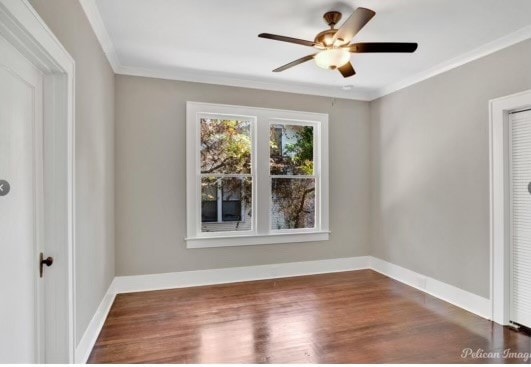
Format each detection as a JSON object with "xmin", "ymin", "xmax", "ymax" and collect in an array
[{"xmin": 255, "ymin": 112, "xmax": 271, "ymax": 235}]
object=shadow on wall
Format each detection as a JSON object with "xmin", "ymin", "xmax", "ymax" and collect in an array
[{"xmin": 371, "ymin": 91, "xmax": 488, "ymax": 293}]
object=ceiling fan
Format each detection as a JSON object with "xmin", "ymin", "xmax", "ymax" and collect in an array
[{"xmin": 258, "ymin": 7, "xmax": 418, "ymax": 78}]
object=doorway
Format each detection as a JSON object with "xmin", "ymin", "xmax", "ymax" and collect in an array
[
  {"xmin": 0, "ymin": 1, "xmax": 75, "ymax": 362},
  {"xmin": 508, "ymin": 108, "xmax": 531, "ymax": 329},
  {"xmin": 490, "ymin": 89, "xmax": 531, "ymax": 327}
]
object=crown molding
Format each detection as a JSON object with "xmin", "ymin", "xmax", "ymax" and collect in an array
[
  {"xmin": 372, "ymin": 25, "xmax": 531, "ymax": 100},
  {"xmin": 79, "ymin": 0, "xmax": 531, "ymax": 102},
  {"xmin": 79, "ymin": 0, "xmax": 120, "ymax": 72},
  {"xmin": 116, "ymin": 65, "xmax": 373, "ymax": 100}
]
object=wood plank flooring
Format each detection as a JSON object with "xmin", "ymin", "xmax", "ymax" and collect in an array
[{"xmin": 88, "ymin": 270, "xmax": 531, "ymax": 363}]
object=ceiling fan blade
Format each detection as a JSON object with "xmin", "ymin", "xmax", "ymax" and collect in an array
[
  {"xmin": 259, "ymin": 33, "xmax": 317, "ymax": 48},
  {"xmin": 273, "ymin": 54, "xmax": 316, "ymax": 72},
  {"xmin": 338, "ymin": 62, "xmax": 356, "ymax": 78},
  {"xmin": 333, "ymin": 7, "xmax": 375, "ymax": 45},
  {"xmin": 349, "ymin": 42, "xmax": 418, "ymax": 53}
]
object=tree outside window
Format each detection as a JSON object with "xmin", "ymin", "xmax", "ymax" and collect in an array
[
  {"xmin": 270, "ymin": 124, "xmax": 316, "ymax": 230},
  {"xmin": 200, "ymin": 118, "xmax": 252, "ymax": 232}
]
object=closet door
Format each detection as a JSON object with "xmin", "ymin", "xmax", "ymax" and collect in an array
[{"xmin": 510, "ymin": 109, "xmax": 531, "ymax": 328}]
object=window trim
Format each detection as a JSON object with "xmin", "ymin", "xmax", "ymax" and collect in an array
[{"xmin": 186, "ymin": 101, "xmax": 329, "ymax": 248}]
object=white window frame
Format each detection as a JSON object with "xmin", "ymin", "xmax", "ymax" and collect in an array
[{"xmin": 186, "ymin": 102, "xmax": 329, "ymax": 248}]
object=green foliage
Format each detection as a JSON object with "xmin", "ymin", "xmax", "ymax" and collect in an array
[
  {"xmin": 200, "ymin": 119, "xmax": 253, "ymax": 219},
  {"xmin": 201, "ymin": 119, "xmax": 251, "ymax": 174},
  {"xmin": 284, "ymin": 126, "xmax": 314, "ymax": 174},
  {"xmin": 271, "ymin": 125, "xmax": 314, "ymax": 175}
]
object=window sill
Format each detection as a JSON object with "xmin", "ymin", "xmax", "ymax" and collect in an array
[{"xmin": 185, "ymin": 231, "xmax": 330, "ymax": 249}]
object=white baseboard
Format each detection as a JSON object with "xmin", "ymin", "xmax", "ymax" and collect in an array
[
  {"xmin": 76, "ymin": 255, "xmax": 492, "ymax": 363},
  {"xmin": 370, "ymin": 257, "xmax": 492, "ymax": 319},
  {"xmin": 75, "ymin": 291, "xmax": 116, "ymax": 363},
  {"xmin": 110, "ymin": 256, "xmax": 371, "ymax": 294}
]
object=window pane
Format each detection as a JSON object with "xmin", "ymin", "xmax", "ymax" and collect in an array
[
  {"xmin": 201, "ymin": 118, "xmax": 251, "ymax": 174},
  {"xmin": 271, "ymin": 178, "xmax": 315, "ymax": 230},
  {"xmin": 201, "ymin": 201, "xmax": 217, "ymax": 223},
  {"xmin": 222, "ymin": 201, "xmax": 241, "ymax": 222},
  {"xmin": 222, "ymin": 177, "xmax": 242, "ymax": 221},
  {"xmin": 270, "ymin": 124, "xmax": 314, "ymax": 175},
  {"xmin": 201, "ymin": 177, "xmax": 252, "ymax": 232},
  {"xmin": 201, "ymin": 177, "xmax": 218, "ymax": 223}
]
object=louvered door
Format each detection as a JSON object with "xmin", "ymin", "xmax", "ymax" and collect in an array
[{"xmin": 510, "ymin": 109, "xmax": 531, "ymax": 328}]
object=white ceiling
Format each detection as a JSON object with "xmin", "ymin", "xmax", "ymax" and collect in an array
[{"xmin": 86, "ymin": 0, "xmax": 531, "ymax": 100}]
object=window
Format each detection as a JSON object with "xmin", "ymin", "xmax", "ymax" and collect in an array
[
  {"xmin": 270, "ymin": 123, "xmax": 316, "ymax": 230},
  {"xmin": 199, "ymin": 117, "xmax": 253, "ymax": 233},
  {"xmin": 186, "ymin": 102, "xmax": 329, "ymax": 248}
]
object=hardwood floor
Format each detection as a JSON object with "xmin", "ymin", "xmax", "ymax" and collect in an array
[{"xmin": 88, "ymin": 270, "xmax": 531, "ymax": 363}]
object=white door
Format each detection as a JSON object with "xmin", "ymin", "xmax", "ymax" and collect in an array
[
  {"xmin": 510, "ymin": 108, "xmax": 531, "ymax": 329},
  {"xmin": 0, "ymin": 34, "xmax": 46, "ymax": 362}
]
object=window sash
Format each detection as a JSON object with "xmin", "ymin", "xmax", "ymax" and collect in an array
[
  {"xmin": 196, "ymin": 112, "xmax": 257, "ymax": 237},
  {"xmin": 268, "ymin": 120, "xmax": 319, "ymax": 232},
  {"xmin": 270, "ymin": 177, "xmax": 318, "ymax": 232},
  {"xmin": 199, "ymin": 116, "xmax": 253, "ymax": 176},
  {"xmin": 269, "ymin": 122, "xmax": 317, "ymax": 177}
]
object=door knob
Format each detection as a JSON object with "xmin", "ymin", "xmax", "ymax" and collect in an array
[{"xmin": 39, "ymin": 252, "xmax": 54, "ymax": 278}]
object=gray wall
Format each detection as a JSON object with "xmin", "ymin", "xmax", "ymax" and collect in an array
[
  {"xmin": 29, "ymin": 0, "xmax": 115, "ymax": 345},
  {"xmin": 370, "ymin": 39, "xmax": 531, "ymax": 298},
  {"xmin": 115, "ymin": 75, "xmax": 370, "ymax": 276}
]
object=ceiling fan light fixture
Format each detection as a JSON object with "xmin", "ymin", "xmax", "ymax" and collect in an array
[
  {"xmin": 315, "ymin": 48, "xmax": 350, "ymax": 70},
  {"xmin": 259, "ymin": 7, "xmax": 418, "ymax": 78}
]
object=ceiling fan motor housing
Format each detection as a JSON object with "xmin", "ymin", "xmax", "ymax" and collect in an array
[
  {"xmin": 323, "ymin": 11, "xmax": 342, "ymax": 28},
  {"xmin": 314, "ymin": 29, "xmax": 338, "ymax": 47},
  {"xmin": 316, "ymin": 11, "xmax": 348, "ymax": 47}
]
